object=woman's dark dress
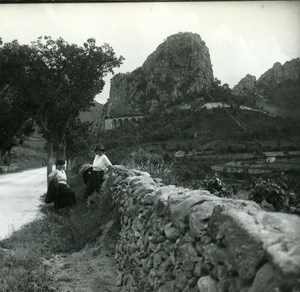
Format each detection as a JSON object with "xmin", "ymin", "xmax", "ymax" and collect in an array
[
  {"xmin": 54, "ymin": 183, "xmax": 77, "ymax": 211},
  {"xmin": 45, "ymin": 178, "xmax": 77, "ymax": 211}
]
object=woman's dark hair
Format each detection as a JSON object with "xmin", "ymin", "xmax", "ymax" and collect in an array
[{"xmin": 56, "ymin": 160, "xmax": 66, "ymax": 166}]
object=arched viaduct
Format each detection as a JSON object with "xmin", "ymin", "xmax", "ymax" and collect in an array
[{"xmin": 103, "ymin": 115, "xmax": 144, "ymax": 130}]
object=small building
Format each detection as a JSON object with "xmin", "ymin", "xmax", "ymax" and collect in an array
[{"xmin": 174, "ymin": 150, "xmax": 185, "ymax": 158}]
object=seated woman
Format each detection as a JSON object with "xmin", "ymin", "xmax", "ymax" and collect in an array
[
  {"xmin": 48, "ymin": 160, "xmax": 77, "ymax": 212},
  {"xmin": 84, "ymin": 144, "xmax": 112, "ymax": 198}
]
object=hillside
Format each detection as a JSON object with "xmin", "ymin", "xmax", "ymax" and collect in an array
[
  {"xmin": 79, "ymin": 101, "xmax": 104, "ymax": 125},
  {"xmin": 99, "ymin": 106, "xmax": 300, "ymax": 194},
  {"xmin": 102, "ymin": 107, "xmax": 300, "ymax": 155}
]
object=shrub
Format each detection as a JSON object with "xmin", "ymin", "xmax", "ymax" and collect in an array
[
  {"xmin": 203, "ymin": 176, "xmax": 231, "ymax": 198},
  {"xmin": 248, "ymin": 179, "xmax": 294, "ymax": 212}
]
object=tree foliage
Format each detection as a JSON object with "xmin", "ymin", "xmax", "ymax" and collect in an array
[
  {"xmin": 20, "ymin": 36, "xmax": 123, "ymax": 155},
  {"xmin": 0, "ymin": 40, "xmax": 34, "ymax": 164},
  {"xmin": 65, "ymin": 118, "xmax": 94, "ymax": 161},
  {"xmin": 1, "ymin": 37, "xmax": 124, "ymax": 173}
]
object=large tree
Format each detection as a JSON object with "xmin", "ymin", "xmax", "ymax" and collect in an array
[
  {"xmin": 14, "ymin": 36, "xmax": 124, "ymax": 175},
  {"xmin": 65, "ymin": 117, "xmax": 95, "ymax": 167},
  {"xmin": 0, "ymin": 40, "xmax": 34, "ymax": 165}
]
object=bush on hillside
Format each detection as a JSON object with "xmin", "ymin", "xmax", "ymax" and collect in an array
[{"xmin": 248, "ymin": 179, "xmax": 296, "ymax": 212}]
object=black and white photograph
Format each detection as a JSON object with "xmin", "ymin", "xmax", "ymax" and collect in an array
[{"xmin": 0, "ymin": 1, "xmax": 300, "ymax": 291}]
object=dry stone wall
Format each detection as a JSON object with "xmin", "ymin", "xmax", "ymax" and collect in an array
[{"xmin": 102, "ymin": 165, "xmax": 300, "ymax": 292}]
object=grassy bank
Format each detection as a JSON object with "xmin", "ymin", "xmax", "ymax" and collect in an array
[{"xmin": 0, "ymin": 173, "xmax": 117, "ymax": 292}]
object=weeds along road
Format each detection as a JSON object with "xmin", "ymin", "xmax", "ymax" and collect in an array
[{"xmin": 0, "ymin": 167, "xmax": 47, "ymax": 240}]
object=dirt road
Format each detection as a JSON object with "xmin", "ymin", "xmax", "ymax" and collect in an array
[
  {"xmin": 0, "ymin": 167, "xmax": 47, "ymax": 240},
  {"xmin": 47, "ymin": 220, "xmax": 122, "ymax": 292}
]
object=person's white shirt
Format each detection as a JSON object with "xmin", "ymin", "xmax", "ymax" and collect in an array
[
  {"xmin": 48, "ymin": 169, "xmax": 67, "ymax": 185},
  {"xmin": 92, "ymin": 154, "xmax": 112, "ymax": 171}
]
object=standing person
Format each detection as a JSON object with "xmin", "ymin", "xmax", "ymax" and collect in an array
[
  {"xmin": 48, "ymin": 160, "xmax": 77, "ymax": 212},
  {"xmin": 85, "ymin": 144, "xmax": 112, "ymax": 198}
]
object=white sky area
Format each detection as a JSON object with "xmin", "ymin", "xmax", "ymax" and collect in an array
[{"xmin": 0, "ymin": 1, "xmax": 299, "ymax": 104}]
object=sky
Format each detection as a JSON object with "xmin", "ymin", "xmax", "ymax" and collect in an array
[{"xmin": 0, "ymin": 1, "xmax": 299, "ymax": 104}]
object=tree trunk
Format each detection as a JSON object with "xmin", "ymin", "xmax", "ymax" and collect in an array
[
  {"xmin": 7, "ymin": 149, "xmax": 12, "ymax": 166},
  {"xmin": 0, "ymin": 149, "xmax": 7, "ymax": 165},
  {"xmin": 47, "ymin": 136, "xmax": 67, "ymax": 185},
  {"xmin": 47, "ymin": 140, "xmax": 55, "ymax": 184},
  {"xmin": 67, "ymin": 158, "xmax": 72, "ymax": 171},
  {"xmin": 56, "ymin": 136, "xmax": 66, "ymax": 161}
]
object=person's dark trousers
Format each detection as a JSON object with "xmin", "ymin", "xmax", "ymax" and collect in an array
[{"xmin": 84, "ymin": 170, "xmax": 104, "ymax": 198}]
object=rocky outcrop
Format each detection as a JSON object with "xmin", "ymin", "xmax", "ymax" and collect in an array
[
  {"xmin": 105, "ymin": 32, "xmax": 214, "ymax": 116},
  {"xmin": 232, "ymin": 58, "xmax": 300, "ymax": 119},
  {"xmin": 232, "ymin": 74, "xmax": 257, "ymax": 96},
  {"xmin": 101, "ymin": 165, "xmax": 300, "ymax": 292},
  {"xmin": 257, "ymin": 58, "xmax": 300, "ymax": 87},
  {"xmin": 233, "ymin": 58, "xmax": 300, "ymax": 95}
]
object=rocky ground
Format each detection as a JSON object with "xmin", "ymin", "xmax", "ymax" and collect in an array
[{"xmin": 45, "ymin": 220, "xmax": 122, "ymax": 292}]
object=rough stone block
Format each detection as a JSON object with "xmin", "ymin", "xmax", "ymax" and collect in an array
[
  {"xmin": 197, "ymin": 275, "xmax": 218, "ymax": 292},
  {"xmin": 158, "ymin": 280, "xmax": 175, "ymax": 292},
  {"xmin": 208, "ymin": 209, "xmax": 266, "ymax": 280},
  {"xmin": 248, "ymin": 263, "xmax": 278, "ymax": 292},
  {"xmin": 170, "ymin": 190, "xmax": 216, "ymax": 232},
  {"xmin": 178, "ymin": 243, "xmax": 198, "ymax": 263},
  {"xmin": 208, "ymin": 208, "xmax": 300, "ymax": 284},
  {"xmin": 190, "ymin": 200, "xmax": 222, "ymax": 237},
  {"xmin": 164, "ymin": 222, "xmax": 181, "ymax": 241},
  {"xmin": 207, "ymin": 200, "xmax": 261, "ymax": 240},
  {"xmin": 156, "ymin": 185, "xmax": 187, "ymax": 205}
]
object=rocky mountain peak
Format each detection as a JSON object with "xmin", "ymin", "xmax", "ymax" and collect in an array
[
  {"xmin": 232, "ymin": 58, "xmax": 300, "ymax": 119},
  {"xmin": 233, "ymin": 58, "xmax": 300, "ymax": 95},
  {"xmin": 104, "ymin": 32, "xmax": 214, "ymax": 117}
]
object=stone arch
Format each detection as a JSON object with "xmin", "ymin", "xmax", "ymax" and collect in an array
[
  {"xmin": 124, "ymin": 118, "xmax": 129, "ymax": 124},
  {"xmin": 112, "ymin": 119, "xmax": 117, "ymax": 129},
  {"xmin": 130, "ymin": 117, "xmax": 137, "ymax": 123},
  {"xmin": 117, "ymin": 119, "xmax": 123, "ymax": 127}
]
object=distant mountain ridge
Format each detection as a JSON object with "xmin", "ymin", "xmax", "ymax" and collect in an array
[
  {"xmin": 233, "ymin": 58, "xmax": 300, "ymax": 94},
  {"xmin": 257, "ymin": 58, "xmax": 300, "ymax": 87},
  {"xmin": 233, "ymin": 58, "xmax": 300, "ymax": 119}
]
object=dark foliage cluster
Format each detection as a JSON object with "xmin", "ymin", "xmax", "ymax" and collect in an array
[
  {"xmin": 203, "ymin": 176, "xmax": 231, "ymax": 198},
  {"xmin": 248, "ymin": 178, "xmax": 298, "ymax": 213}
]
